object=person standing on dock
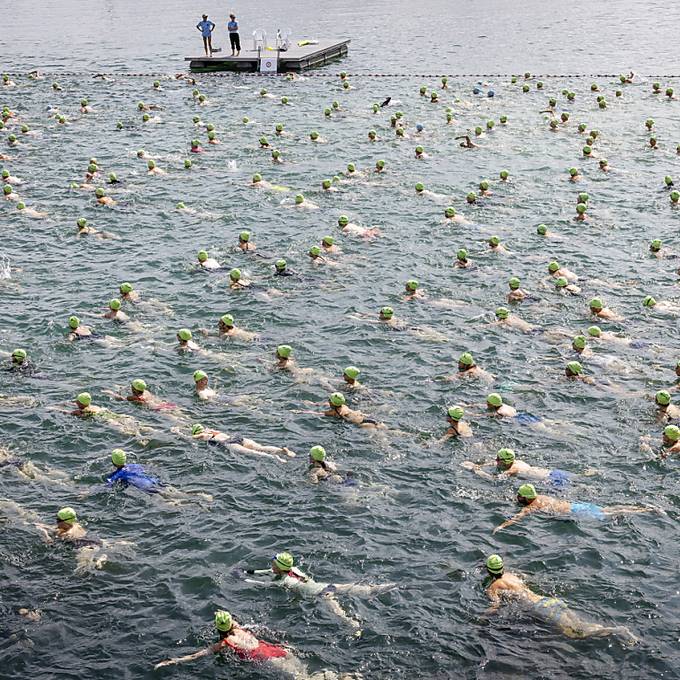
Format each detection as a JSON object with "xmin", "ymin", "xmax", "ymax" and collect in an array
[
  {"xmin": 196, "ymin": 14, "xmax": 216, "ymax": 56},
  {"xmin": 228, "ymin": 14, "xmax": 241, "ymax": 56}
]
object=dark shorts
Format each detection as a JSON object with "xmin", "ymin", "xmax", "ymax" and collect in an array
[{"xmin": 230, "ymin": 33, "xmax": 240, "ymax": 50}]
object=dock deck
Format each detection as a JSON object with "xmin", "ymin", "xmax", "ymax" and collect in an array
[{"xmin": 185, "ymin": 39, "xmax": 350, "ymax": 73}]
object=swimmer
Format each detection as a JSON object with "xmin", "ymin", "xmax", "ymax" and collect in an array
[
  {"xmin": 273, "ymin": 345, "xmax": 331, "ymax": 387},
  {"xmin": 321, "ymin": 235, "xmax": 342, "ymax": 254},
  {"xmin": 642, "ymin": 295, "xmax": 680, "ymax": 315},
  {"xmin": 403, "ymin": 279, "xmax": 425, "ymax": 300},
  {"xmin": 446, "ymin": 352, "xmax": 494, "ymax": 383},
  {"xmin": 274, "ymin": 259, "xmax": 296, "ymax": 277},
  {"xmin": 571, "ymin": 335, "xmax": 592, "ymax": 358},
  {"xmin": 177, "ymin": 328, "xmax": 200, "ymax": 351},
  {"xmin": 80, "ymin": 99, "xmax": 93, "ymax": 113},
  {"xmin": 484, "ymin": 554, "xmax": 638, "ymax": 645},
  {"xmin": 66, "ymin": 315, "xmax": 95, "ymax": 341},
  {"xmin": 102, "ymin": 449, "xmax": 212, "ymax": 506},
  {"xmin": 507, "ymin": 277, "xmax": 528, "ymax": 303},
  {"xmin": 548, "ymin": 260, "xmax": 578, "ymax": 282},
  {"xmin": 242, "ymin": 551, "xmax": 395, "ymax": 634},
  {"xmin": 456, "ymin": 135, "xmax": 477, "ymax": 148},
  {"xmin": 493, "ymin": 484, "xmax": 653, "ymax": 533},
  {"xmin": 237, "ymin": 230, "xmax": 255, "ymax": 252},
  {"xmin": 76, "ymin": 217, "xmax": 116, "ymax": 239},
  {"xmin": 308, "ymin": 245, "xmax": 335, "ymax": 266},
  {"xmin": 337, "ymin": 214, "xmax": 381, "ymax": 239},
  {"xmin": 102, "ymin": 298, "xmax": 129, "ymax": 323},
  {"xmin": 321, "ymin": 392, "xmax": 385, "ymax": 429},
  {"xmin": 589, "ymin": 297, "xmax": 623, "ymax": 321},
  {"xmin": 3, "ymin": 183, "xmax": 19, "ymax": 202},
  {"xmin": 229, "ymin": 268, "xmax": 251, "ymax": 289},
  {"xmin": 653, "ymin": 390, "xmax": 680, "ymax": 420},
  {"xmin": 441, "ymin": 406, "xmax": 473, "ymax": 439},
  {"xmin": 487, "ymin": 235, "xmax": 508, "ymax": 253},
  {"xmin": 118, "ymin": 281, "xmax": 139, "ymax": 303},
  {"xmin": 147, "ymin": 159, "xmax": 165, "ymax": 175},
  {"xmin": 154, "ymin": 610, "xmax": 359, "ymax": 678},
  {"xmin": 217, "ymin": 314, "xmax": 259, "ymax": 341},
  {"xmin": 0, "ymin": 445, "xmax": 72, "ymax": 486},
  {"xmin": 455, "ymin": 249, "xmax": 471, "ymax": 268},
  {"xmin": 103, "ymin": 379, "xmax": 178, "ymax": 413},
  {"xmin": 342, "ymin": 366, "xmax": 361, "ymax": 389},
  {"xmin": 486, "ymin": 393, "xmax": 517, "ymax": 418},
  {"xmin": 16, "ymin": 201, "xmax": 47, "ymax": 219},
  {"xmin": 5, "ymin": 348, "xmax": 36, "ymax": 374},
  {"xmin": 415, "ymin": 145, "xmax": 427, "ymax": 159},
  {"xmin": 444, "ymin": 206, "xmax": 467, "ymax": 224},
  {"xmin": 289, "ymin": 193, "xmax": 318, "ymax": 210},
  {"xmin": 197, "ymin": 249, "xmax": 220, "ymax": 271},
  {"xmin": 565, "ymin": 361, "xmax": 594, "ymax": 383},
  {"xmin": 190, "ymin": 139, "xmax": 203, "ymax": 153},
  {"xmin": 307, "ymin": 445, "xmax": 354, "ymax": 485},
  {"xmin": 1, "ymin": 168, "xmax": 21, "ymax": 185},
  {"xmin": 2, "ymin": 74, "xmax": 16, "ymax": 87},
  {"xmin": 95, "ymin": 187, "xmax": 115, "ymax": 206},
  {"xmin": 493, "ymin": 306, "xmax": 537, "ymax": 333},
  {"xmin": 462, "ymin": 447, "xmax": 586, "ymax": 486},
  {"xmin": 188, "ymin": 423, "xmax": 295, "ymax": 461},
  {"xmin": 659, "ymin": 424, "xmax": 680, "ymax": 457},
  {"xmin": 648, "ymin": 239, "xmax": 673, "ymax": 258},
  {"xmin": 193, "ymin": 370, "xmax": 215, "ymax": 400},
  {"xmin": 585, "ymin": 325, "xmax": 633, "ymax": 347}
]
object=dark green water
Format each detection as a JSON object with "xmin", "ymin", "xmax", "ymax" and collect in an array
[{"xmin": 2, "ymin": 5, "xmax": 680, "ymax": 679}]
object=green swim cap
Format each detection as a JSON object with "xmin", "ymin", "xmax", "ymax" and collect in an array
[
  {"xmin": 396, "ymin": 127, "xmax": 405, "ymax": 137},
  {"xmin": 522, "ymin": 84, "xmax": 529, "ymax": 93},
  {"xmin": 176, "ymin": 202, "xmax": 186, "ymax": 210},
  {"xmin": 406, "ymin": 279, "xmax": 419, "ymax": 291},
  {"xmin": 68, "ymin": 316, "xmax": 80, "ymax": 329},
  {"xmin": 271, "ymin": 150, "xmax": 281, "ymax": 159},
  {"xmin": 193, "ymin": 370, "xmax": 207, "ymax": 382},
  {"xmin": 656, "ymin": 390, "xmax": 671, "ymax": 406},
  {"xmin": 569, "ymin": 167, "xmax": 578, "ymax": 177},
  {"xmin": 486, "ymin": 554, "xmax": 504, "ymax": 574},
  {"xmin": 497, "ymin": 448, "xmax": 515, "ymax": 463},
  {"xmin": 147, "ymin": 160, "xmax": 156, "ymax": 169},
  {"xmin": 239, "ymin": 230, "xmax": 250, "ymax": 242},
  {"xmin": 310, "ymin": 130, "xmax": 319, "ymax": 140},
  {"xmin": 93, "ymin": 187, "xmax": 105, "ymax": 199},
  {"xmin": 230, "ymin": 268, "xmax": 241, "ymax": 282},
  {"xmin": 322, "ymin": 236, "xmax": 334, "ymax": 246},
  {"xmin": 457, "ymin": 249, "xmax": 468, "ymax": 261},
  {"xmin": 275, "ymin": 123, "xmax": 283, "ymax": 133},
  {"xmin": 488, "ymin": 236, "xmax": 500, "ymax": 247},
  {"xmin": 447, "ymin": 406, "xmax": 464, "ymax": 421},
  {"xmin": 214, "ymin": 610, "xmax": 233, "ymax": 632},
  {"xmin": 12, "ymin": 348, "xmax": 27, "ymax": 362},
  {"xmin": 295, "ymin": 194, "xmax": 304, "ymax": 205},
  {"xmin": 275, "ymin": 259, "xmax": 287, "ymax": 271},
  {"xmin": 191, "ymin": 423, "xmax": 205, "ymax": 435},
  {"xmin": 549, "ymin": 119, "xmax": 558, "ymax": 129},
  {"xmin": 518, "ymin": 483, "xmax": 537, "ymax": 499},
  {"xmin": 555, "ymin": 277, "xmax": 568, "ymax": 288},
  {"xmin": 415, "ymin": 183, "xmax": 424, "ymax": 193},
  {"xmin": 344, "ymin": 366, "xmax": 360, "ymax": 380},
  {"xmin": 576, "ymin": 202, "xmax": 587, "ymax": 214},
  {"xmin": 252, "ymin": 173, "xmax": 262, "ymax": 183},
  {"xmin": 589, "ymin": 297, "xmax": 603, "ymax": 311},
  {"xmin": 273, "ymin": 551, "xmax": 294, "ymax": 570},
  {"xmin": 380, "ymin": 306, "xmax": 394, "ymax": 319},
  {"xmin": 178, "ymin": 328, "xmax": 192, "ymax": 341},
  {"xmin": 500, "ymin": 115, "xmax": 508, "ymax": 124},
  {"xmin": 573, "ymin": 335, "xmax": 586, "ymax": 349},
  {"xmin": 566, "ymin": 361, "xmax": 583, "ymax": 375},
  {"xmin": 310, "ymin": 445, "xmax": 326, "ymax": 462},
  {"xmin": 207, "ymin": 130, "xmax": 216, "ymax": 140},
  {"xmin": 487, "ymin": 393, "xmax": 503, "ymax": 407},
  {"xmin": 445, "ymin": 207, "xmax": 456, "ymax": 218},
  {"xmin": 131, "ymin": 379, "xmax": 146, "ymax": 392},
  {"xmin": 650, "ymin": 239, "xmax": 662, "ymax": 252},
  {"xmin": 277, "ymin": 345, "xmax": 292, "ymax": 359},
  {"xmin": 143, "ymin": 114, "xmax": 150, "ymax": 122},
  {"xmin": 500, "ymin": 170, "xmax": 509, "ymax": 180},
  {"xmin": 578, "ymin": 192, "xmax": 589, "ymax": 203},
  {"xmin": 281, "ymin": 96, "xmax": 288, "ymax": 105},
  {"xmin": 197, "ymin": 250, "xmax": 208, "ymax": 263},
  {"xmin": 643, "ymin": 295, "xmax": 657, "ymax": 308},
  {"xmin": 259, "ymin": 136, "xmax": 268, "ymax": 146},
  {"xmin": 88, "ymin": 163, "xmax": 97, "ymax": 174},
  {"xmin": 537, "ymin": 224, "xmax": 547, "ymax": 235},
  {"xmin": 588, "ymin": 325, "xmax": 602, "ymax": 337},
  {"xmin": 671, "ymin": 191, "xmax": 680, "ymax": 203},
  {"xmin": 309, "ymin": 245, "xmax": 321, "ymax": 257},
  {"xmin": 375, "ymin": 160, "xmax": 386, "ymax": 171},
  {"xmin": 57, "ymin": 507, "xmax": 77, "ymax": 524},
  {"xmin": 578, "ymin": 123, "xmax": 587, "ymax": 132},
  {"xmin": 495, "ymin": 307, "xmax": 509, "ymax": 319},
  {"xmin": 466, "ymin": 192, "xmax": 476, "ymax": 203},
  {"xmin": 664, "ymin": 424, "xmax": 680, "ymax": 442},
  {"xmin": 508, "ymin": 277, "xmax": 520, "ymax": 290},
  {"xmin": 109, "ymin": 298, "xmax": 121, "ymax": 310},
  {"xmin": 220, "ymin": 314, "xmax": 234, "ymax": 328},
  {"xmin": 111, "ymin": 448, "xmax": 127, "ymax": 466},
  {"xmin": 330, "ymin": 392, "xmax": 346, "ymax": 407},
  {"xmin": 347, "ymin": 163, "xmax": 356, "ymax": 173},
  {"xmin": 599, "ymin": 158, "xmax": 608, "ymax": 167},
  {"xmin": 459, "ymin": 352, "xmax": 474, "ymax": 367},
  {"xmin": 76, "ymin": 392, "xmax": 91, "ymax": 406},
  {"xmin": 108, "ymin": 173, "xmax": 117, "ymax": 183},
  {"xmin": 664, "ymin": 175, "xmax": 673, "ymax": 186},
  {"xmin": 480, "ymin": 180, "xmax": 490, "ymax": 191},
  {"xmin": 16, "ymin": 202, "xmax": 25, "ymax": 210},
  {"xmin": 322, "ymin": 179, "xmax": 332, "ymax": 189},
  {"xmin": 415, "ymin": 145, "xmax": 424, "ymax": 154},
  {"xmin": 583, "ymin": 145, "xmax": 592, "ymax": 156},
  {"xmin": 338, "ymin": 215, "xmax": 349, "ymax": 227}
]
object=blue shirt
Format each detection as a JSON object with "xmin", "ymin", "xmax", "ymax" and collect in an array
[
  {"xmin": 228, "ymin": 20, "xmax": 238, "ymax": 32},
  {"xmin": 198, "ymin": 20, "xmax": 215, "ymax": 37},
  {"xmin": 106, "ymin": 464, "xmax": 161, "ymax": 493}
]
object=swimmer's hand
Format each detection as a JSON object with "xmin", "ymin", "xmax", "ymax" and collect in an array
[
  {"xmin": 154, "ymin": 658, "xmax": 177, "ymax": 669},
  {"xmin": 460, "ymin": 462, "xmax": 476, "ymax": 470},
  {"xmin": 281, "ymin": 447, "xmax": 296, "ymax": 458}
]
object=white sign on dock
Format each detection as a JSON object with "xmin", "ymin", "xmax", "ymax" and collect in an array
[{"xmin": 259, "ymin": 56, "xmax": 277, "ymax": 73}]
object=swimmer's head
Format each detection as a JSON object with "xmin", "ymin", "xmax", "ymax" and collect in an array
[
  {"xmin": 309, "ymin": 245, "xmax": 321, "ymax": 258},
  {"xmin": 488, "ymin": 235, "xmax": 500, "ymax": 247},
  {"xmin": 16, "ymin": 202, "xmax": 25, "ymax": 210},
  {"xmin": 275, "ymin": 259, "xmax": 287, "ymax": 272},
  {"xmin": 214, "ymin": 610, "xmax": 233, "ymax": 632},
  {"xmin": 108, "ymin": 172, "xmax": 117, "ymax": 183},
  {"xmin": 368, "ymin": 130, "xmax": 377, "ymax": 140},
  {"xmin": 583, "ymin": 145, "xmax": 592, "ymax": 156},
  {"xmin": 191, "ymin": 423, "xmax": 205, "ymax": 436},
  {"xmin": 671, "ymin": 191, "xmax": 680, "ymax": 204},
  {"xmin": 329, "ymin": 392, "xmax": 346, "ymax": 407},
  {"xmin": 517, "ymin": 483, "xmax": 537, "ymax": 502},
  {"xmin": 147, "ymin": 160, "xmax": 156, "ymax": 170},
  {"xmin": 111, "ymin": 449, "xmax": 127, "ymax": 467},
  {"xmin": 496, "ymin": 448, "xmax": 516, "ymax": 467},
  {"xmin": 276, "ymin": 345, "xmax": 292, "ymax": 360},
  {"xmin": 508, "ymin": 277, "xmax": 520, "ymax": 290},
  {"xmin": 566, "ymin": 361, "xmax": 583, "ymax": 377},
  {"xmin": 415, "ymin": 145, "xmax": 424, "ymax": 155},
  {"xmin": 500, "ymin": 115, "xmax": 508, "ymax": 124},
  {"xmin": 375, "ymin": 159, "xmax": 385, "ymax": 170},
  {"xmin": 88, "ymin": 163, "xmax": 97, "ymax": 174},
  {"xmin": 131, "ymin": 379, "xmax": 146, "ymax": 394},
  {"xmin": 445, "ymin": 207, "xmax": 456, "ymax": 218},
  {"xmin": 238, "ymin": 230, "xmax": 251, "ymax": 245},
  {"xmin": 587, "ymin": 325, "xmax": 602, "ymax": 338},
  {"xmin": 57, "ymin": 507, "xmax": 77, "ymax": 526},
  {"xmin": 555, "ymin": 276, "xmax": 568, "ymax": 289},
  {"xmin": 495, "ymin": 307, "xmax": 509, "ymax": 320},
  {"xmin": 197, "ymin": 250, "xmax": 208, "ymax": 263},
  {"xmin": 457, "ymin": 249, "xmax": 468, "ymax": 262},
  {"xmin": 322, "ymin": 236, "xmax": 335, "ymax": 246},
  {"xmin": 322, "ymin": 179, "xmax": 332, "ymax": 190},
  {"xmin": 487, "ymin": 393, "xmax": 503, "ymax": 408},
  {"xmin": 500, "ymin": 170, "xmax": 509, "ymax": 180},
  {"xmin": 347, "ymin": 163, "xmax": 356, "ymax": 173},
  {"xmin": 589, "ymin": 297, "xmax": 603, "ymax": 312},
  {"xmin": 537, "ymin": 224, "xmax": 548, "ymax": 235},
  {"xmin": 599, "ymin": 159, "xmax": 608, "ymax": 168},
  {"xmin": 176, "ymin": 202, "xmax": 186, "ymax": 210},
  {"xmin": 11, "ymin": 348, "xmax": 26, "ymax": 364},
  {"xmin": 229, "ymin": 268, "xmax": 241, "ymax": 282},
  {"xmin": 643, "ymin": 295, "xmax": 657, "ymax": 308},
  {"xmin": 406, "ymin": 279, "xmax": 419, "ymax": 291},
  {"xmin": 68, "ymin": 316, "xmax": 80, "ymax": 329},
  {"xmin": 271, "ymin": 149, "xmax": 281, "ymax": 160},
  {"xmin": 310, "ymin": 130, "xmax": 319, "ymax": 141},
  {"xmin": 458, "ymin": 352, "xmax": 475, "ymax": 369},
  {"xmin": 219, "ymin": 314, "xmax": 234, "ymax": 330},
  {"xmin": 76, "ymin": 392, "xmax": 91, "ymax": 407},
  {"xmin": 415, "ymin": 182, "xmax": 424, "ymax": 193},
  {"xmin": 109, "ymin": 298, "xmax": 121, "ymax": 311},
  {"xmin": 447, "ymin": 406, "xmax": 464, "ymax": 421},
  {"xmin": 663, "ymin": 424, "xmax": 680, "ymax": 444},
  {"xmin": 480, "ymin": 180, "xmax": 490, "ymax": 192},
  {"xmin": 193, "ymin": 370, "xmax": 207, "ymax": 383},
  {"xmin": 295, "ymin": 194, "xmax": 304, "ymax": 205},
  {"xmin": 178, "ymin": 328, "xmax": 192, "ymax": 342},
  {"xmin": 338, "ymin": 215, "xmax": 349, "ymax": 227},
  {"xmin": 380, "ymin": 306, "xmax": 394, "ymax": 320},
  {"xmin": 664, "ymin": 175, "xmax": 673, "ymax": 186},
  {"xmin": 578, "ymin": 192, "xmax": 589, "ymax": 203},
  {"xmin": 486, "ymin": 554, "xmax": 504, "ymax": 576},
  {"xmin": 576, "ymin": 202, "xmax": 587, "ymax": 214},
  {"xmin": 656, "ymin": 390, "xmax": 671, "ymax": 406},
  {"xmin": 310, "ymin": 445, "xmax": 326, "ymax": 462},
  {"xmin": 344, "ymin": 366, "xmax": 360, "ymax": 381},
  {"xmin": 272, "ymin": 551, "xmax": 294, "ymax": 572},
  {"xmin": 466, "ymin": 192, "xmax": 476, "ymax": 204},
  {"xmin": 569, "ymin": 167, "xmax": 578, "ymax": 177},
  {"xmin": 572, "ymin": 335, "xmax": 586, "ymax": 350},
  {"xmin": 252, "ymin": 173, "xmax": 262, "ymax": 184},
  {"xmin": 143, "ymin": 114, "xmax": 150, "ymax": 122}
]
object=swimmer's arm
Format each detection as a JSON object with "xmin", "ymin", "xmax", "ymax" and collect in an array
[
  {"xmin": 154, "ymin": 645, "xmax": 215, "ymax": 669},
  {"xmin": 484, "ymin": 589, "xmax": 502, "ymax": 615},
  {"xmin": 460, "ymin": 461, "xmax": 495, "ymax": 480},
  {"xmin": 492, "ymin": 507, "xmax": 532, "ymax": 533},
  {"xmin": 33, "ymin": 522, "xmax": 54, "ymax": 543},
  {"xmin": 101, "ymin": 389, "xmax": 126, "ymax": 400}
]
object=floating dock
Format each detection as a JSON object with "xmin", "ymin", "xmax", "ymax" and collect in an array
[{"xmin": 185, "ymin": 39, "xmax": 350, "ymax": 73}]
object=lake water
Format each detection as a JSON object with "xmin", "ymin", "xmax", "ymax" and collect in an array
[{"xmin": 1, "ymin": 2, "xmax": 680, "ymax": 679}]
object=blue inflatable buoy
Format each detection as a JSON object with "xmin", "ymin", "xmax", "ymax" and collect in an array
[
  {"xmin": 416, "ymin": 123, "xmax": 424, "ymax": 131},
  {"xmin": 487, "ymin": 90, "xmax": 495, "ymax": 97},
  {"xmin": 473, "ymin": 87, "xmax": 481, "ymax": 95}
]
